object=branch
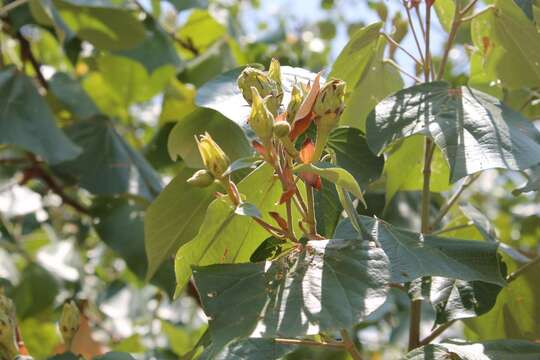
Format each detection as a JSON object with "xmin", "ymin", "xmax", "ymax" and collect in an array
[
  {"xmin": 418, "ymin": 320, "xmax": 456, "ymax": 346},
  {"xmin": 275, "ymin": 337, "xmax": 344, "ymax": 350},
  {"xmin": 16, "ymin": 31, "xmax": 48, "ymax": 90},
  {"xmin": 383, "ymin": 59, "xmax": 422, "ymax": 83},
  {"xmin": 381, "ymin": 32, "xmax": 422, "ymax": 67},
  {"xmin": 402, "ymin": 0, "xmax": 426, "ymax": 66},
  {"xmin": 340, "ymin": 329, "xmax": 363, "ymax": 360},
  {"xmin": 431, "ymin": 173, "xmax": 480, "ymax": 229},
  {"xmin": 507, "ymin": 256, "xmax": 540, "ymax": 283}
]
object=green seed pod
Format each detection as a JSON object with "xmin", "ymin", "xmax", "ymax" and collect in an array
[
  {"xmin": 248, "ymin": 87, "xmax": 275, "ymax": 143},
  {"xmin": 187, "ymin": 169, "xmax": 215, "ymax": 187},
  {"xmin": 0, "ymin": 312, "xmax": 18, "ymax": 360},
  {"xmin": 286, "ymin": 84, "xmax": 304, "ymax": 123},
  {"xmin": 196, "ymin": 132, "xmax": 231, "ymax": 180},
  {"xmin": 237, "ymin": 67, "xmax": 281, "ymax": 114},
  {"xmin": 313, "ymin": 78, "xmax": 346, "ymax": 131},
  {"xmin": 273, "ymin": 121, "xmax": 291, "ymax": 138},
  {"xmin": 59, "ymin": 300, "xmax": 80, "ymax": 350}
]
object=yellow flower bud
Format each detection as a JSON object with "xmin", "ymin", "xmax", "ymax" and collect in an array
[
  {"xmin": 196, "ymin": 132, "xmax": 231, "ymax": 180},
  {"xmin": 237, "ymin": 67, "xmax": 281, "ymax": 114},
  {"xmin": 0, "ymin": 312, "xmax": 18, "ymax": 359},
  {"xmin": 187, "ymin": 169, "xmax": 215, "ymax": 187},
  {"xmin": 59, "ymin": 300, "xmax": 80, "ymax": 350},
  {"xmin": 249, "ymin": 87, "xmax": 275, "ymax": 143},
  {"xmin": 313, "ymin": 78, "xmax": 346, "ymax": 131},
  {"xmin": 286, "ymin": 84, "xmax": 304, "ymax": 123},
  {"xmin": 273, "ymin": 121, "xmax": 291, "ymax": 138}
]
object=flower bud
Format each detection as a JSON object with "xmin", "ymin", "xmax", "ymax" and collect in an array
[
  {"xmin": 196, "ymin": 132, "xmax": 231, "ymax": 180},
  {"xmin": 237, "ymin": 67, "xmax": 281, "ymax": 114},
  {"xmin": 273, "ymin": 121, "xmax": 291, "ymax": 138},
  {"xmin": 0, "ymin": 312, "xmax": 18, "ymax": 359},
  {"xmin": 249, "ymin": 87, "xmax": 275, "ymax": 143},
  {"xmin": 59, "ymin": 301, "xmax": 80, "ymax": 350},
  {"xmin": 313, "ymin": 78, "xmax": 346, "ymax": 131},
  {"xmin": 187, "ymin": 169, "xmax": 215, "ymax": 187},
  {"xmin": 286, "ymin": 84, "xmax": 304, "ymax": 123}
]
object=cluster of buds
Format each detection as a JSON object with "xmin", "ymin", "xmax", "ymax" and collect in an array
[
  {"xmin": 0, "ymin": 292, "xmax": 18, "ymax": 360},
  {"xmin": 187, "ymin": 132, "xmax": 231, "ymax": 189},
  {"xmin": 59, "ymin": 300, "xmax": 80, "ymax": 351},
  {"xmin": 237, "ymin": 59, "xmax": 283, "ymax": 115}
]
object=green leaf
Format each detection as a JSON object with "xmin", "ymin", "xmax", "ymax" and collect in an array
[
  {"xmin": 54, "ymin": 0, "xmax": 146, "ymax": 51},
  {"xmin": 46, "ymin": 353, "xmax": 80, "ymax": 360},
  {"xmin": 404, "ymin": 340, "xmax": 540, "ymax": 360},
  {"xmin": 471, "ymin": 0, "xmax": 540, "ymax": 89},
  {"xmin": 176, "ymin": 9, "xmax": 226, "ymax": 55},
  {"xmin": 465, "ymin": 257, "xmax": 540, "ymax": 340},
  {"xmin": 0, "ymin": 67, "xmax": 81, "ymax": 164},
  {"xmin": 49, "ymin": 72, "xmax": 101, "ymax": 120},
  {"xmin": 334, "ymin": 216, "xmax": 506, "ymax": 286},
  {"xmin": 235, "ymin": 203, "xmax": 262, "ymax": 218},
  {"xmin": 383, "ymin": 136, "xmax": 451, "ymax": 206},
  {"xmin": 513, "ymin": 164, "xmax": 540, "ymax": 195},
  {"xmin": 92, "ymin": 197, "xmax": 176, "ymax": 296},
  {"xmin": 174, "ymin": 164, "xmax": 299, "ymax": 294},
  {"xmin": 144, "ymin": 165, "xmax": 219, "ymax": 280},
  {"xmin": 195, "ymin": 66, "xmax": 319, "ymax": 135},
  {"xmin": 164, "ymin": 0, "xmax": 208, "ymax": 12},
  {"xmin": 55, "ymin": 116, "xmax": 162, "ymax": 200},
  {"xmin": 314, "ymin": 179, "xmax": 342, "ymax": 238},
  {"xmin": 249, "ymin": 237, "xmax": 288, "ymax": 263},
  {"xmin": 159, "ymin": 79, "xmax": 197, "ymax": 124},
  {"xmin": 293, "ymin": 162, "xmax": 365, "ymax": 201},
  {"xmin": 514, "ymin": 0, "xmax": 535, "ymax": 20},
  {"xmin": 20, "ymin": 319, "xmax": 59, "ymax": 359},
  {"xmin": 167, "ymin": 108, "xmax": 252, "ymax": 168},
  {"xmin": 429, "ymin": 277, "xmax": 503, "ymax": 325},
  {"xmin": 434, "ymin": 0, "xmax": 456, "ymax": 33},
  {"xmin": 193, "ymin": 240, "xmax": 390, "ymax": 352},
  {"xmin": 11, "ymin": 263, "xmax": 59, "ymax": 319},
  {"xmin": 327, "ymin": 126, "xmax": 384, "ymax": 187},
  {"xmin": 116, "ymin": 18, "xmax": 183, "ymax": 74},
  {"xmin": 198, "ymin": 338, "xmax": 295, "ymax": 360},
  {"xmin": 330, "ymin": 22, "xmax": 403, "ymax": 131},
  {"xmin": 93, "ymin": 353, "xmax": 136, "ymax": 360},
  {"xmin": 366, "ymin": 81, "xmax": 540, "ymax": 182}
]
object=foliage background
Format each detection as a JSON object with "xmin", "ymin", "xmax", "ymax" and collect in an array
[{"xmin": 0, "ymin": 0, "xmax": 538, "ymax": 359}]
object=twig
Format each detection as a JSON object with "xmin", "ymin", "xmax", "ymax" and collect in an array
[
  {"xmin": 423, "ymin": 2, "xmax": 432, "ymax": 81},
  {"xmin": 305, "ymin": 181, "xmax": 317, "ymax": 237},
  {"xmin": 383, "ymin": 59, "xmax": 422, "ymax": 83},
  {"xmin": 507, "ymin": 256, "xmax": 540, "ymax": 283},
  {"xmin": 431, "ymin": 222, "xmax": 474, "ymax": 235},
  {"xmin": 418, "ymin": 320, "xmax": 456, "ymax": 346},
  {"xmin": 460, "ymin": 0, "xmax": 480, "ymax": 16},
  {"xmin": 15, "ymin": 31, "xmax": 48, "ymax": 90},
  {"xmin": 275, "ymin": 337, "xmax": 344, "ymax": 349},
  {"xmin": 436, "ymin": 3, "xmax": 461, "ymax": 80},
  {"xmin": 403, "ymin": 0, "xmax": 425, "ymax": 66},
  {"xmin": 0, "ymin": 0, "xmax": 29, "ymax": 17},
  {"xmin": 431, "ymin": 173, "xmax": 480, "ymax": 228},
  {"xmin": 340, "ymin": 329, "xmax": 363, "ymax": 360},
  {"xmin": 381, "ymin": 32, "xmax": 423, "ymax": 67}
]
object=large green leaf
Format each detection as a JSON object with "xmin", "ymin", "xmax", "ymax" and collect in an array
[
  {"xmin": 0, "ymin": 67, "xmax": 81, "ymax": 164},
  {"xmin": 167, "ymin": 108, "xmax": 252, "ymax": 168},
  {"xmin": 327, "ymin": 126, "xmax": 384, "ymax": 187},
  {"xmin": 465, "ymin": 257, "xmax": 540, "ymax": 340},
  {"xmin": 174, "ymin": 165, "xmax": 297, "ymax": 293},
  {"xmin": 513, "ymin": 164, "xmax": 540, "ymax": 195},
  {"xmin": 193, "ymin": 240, "xmax": 389, "ymax": 353},
  {"xmin": 330, "ymin": 22, "xmax": 403, "ymax": 131},
  {"xmin": 366, "ymin": 81, "xmax": 540, "ymax": 182},
  {"xmin": 49, "ymin": 72, "xmax": 101, "ymax": 120},
  {"xmin": 403, "ymin": 340, "xmax": 540, "ymax": 360},
  {"xmin": 176, "ymin": 9, "xmax": 226, "ymax": 55},
  {"xmin": 383, "ymin": 136, "xmax": 451, "ymax": 206},
  {"xmin": 92, "ymin": 197, "xmax": 175, "ymax": 296},
  {"xmin": 144, "ymin": 165, "xmax": 219, "ymax": 280},
  {"xmin": 116, "ymin": 18, "xmax": 183, "ymax": 74},
  {"xmin": 54, "ymin": 0, "xmax": 146, "ymax": 51},
  {"xmin": 199, "ymin": 338, "xmax": 295, "ymax": 360},
  {"xmin": 471, "ymin": 0, "xmax": 540, "ymax": 89},
  {"xmin": 55, "ymin": 116, "xmax": 162, "ymax": 200},
  {"xmin": 195, "ymin": 66, "xmax": 319, "ymax": 134},
  {"xmin": 429, "ymin": 277, "xmax": 503, "ymax": 325},
  {"xmin": 334, "ymin": 216, "xmax": 505, "ymax": 285}
]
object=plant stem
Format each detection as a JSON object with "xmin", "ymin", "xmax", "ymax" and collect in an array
[
  {"xmin": 383, "ymin": 59, "xmax": 422, "ymax": 83},
  {"xmin": 274, "ymin": 337, "xmax": 344, "ymax": 350},
  {"xmin": 507, "ymin": 256, "xmax": 540, "ymax": 283},
  {"xmin": 340, "ymin": 329, "xmax": 363, "ymax": 360},
  {"xmin": 403, "ymin": 1, "xmax": 425, "ymax": 66},
  {"xmin": 431, "ymin": 222, "xmax": 474, "ymax": 235},
  {"xmin": 431, "ymin": 173, "xmax": 480, "ymax": 228},
  {"xmin": 286, "ymin": 199, "xmax": 297, "ymax": 241},
  {"xmin": 418, "ymin": 320, "xmax": 456, "ymax": 346},
  {"xmin": 16, "ymin": 31, "xmax": 48, "ymax": 90},
  {"xmin": 423, "ymin": 2, "xmax": 432, "ymax": 82},
  {"xmin": 305, "ymin": 182, "xmax": 317, "ymax": 237},
  {"xmin": 381, "ymin": 32, "xmax": 423, "ymax": 67},
  {"xmin": 436, "ymin": 3, "xmax": 461, "ymax": 80},
  {"xmin": 0, "ymin": 0, "xmax": 29, "ymax": 17}
]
